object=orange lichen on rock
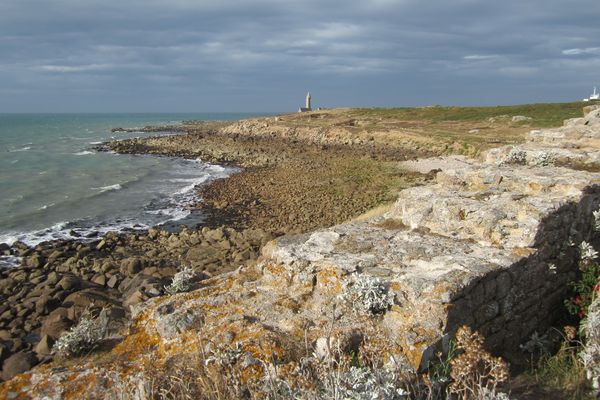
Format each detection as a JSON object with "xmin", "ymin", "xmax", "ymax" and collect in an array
[
  {"xmin": 62, "ymin": 371, "xmax": 98, "ymax": 399},
  {"xmin": 112, "ymin": 329, "xmax": 161, "ymax": 361},
  {"xmin": 0, "ymin": 373, "xmax": 34, "ymax": 400},
  {"xmin": 315, "ymin": 267, "xmax": 343, "ymax": 293}
]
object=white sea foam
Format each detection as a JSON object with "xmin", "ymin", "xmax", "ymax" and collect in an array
[
  {"xmin": 10, "ymin": 146, "xmax": 31, "ymax": 152},
  {"xmin": 89, "ymin": 141, "xmax": 103, "ymax": 145},
  {"xmin": 38, "ymin": 203, "xmax": 55, "ymax": 211},
  {"xmin": 74, "ymin": 150, "xmax": 94, "ymax": 155},
  {"xmin": 0, "ymin": 155, "xmax": 233, "ymax": 249},
  {"xmin": 94, "ymin": 183, "xmax": 122, "ymax": 192},
  {"xmin": 0, "ymin": 255, "xmax": 22, "ymax": 268},
  {"xmin": 146, "ymin": 207, "xmax": 190, "ymax": 221}
]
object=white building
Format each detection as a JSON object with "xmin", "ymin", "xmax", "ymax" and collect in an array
[
  {"xmin": 583, "ymin": 87, "xmax": 599, "ymax": 102},
  {"xmin": 298, "ymin": 92, "xmax": 312, "ymax": 112}
]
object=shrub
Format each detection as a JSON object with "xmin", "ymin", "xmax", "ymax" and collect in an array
[
  {"xmin": 565, "ymin": 242, "xmax": 600, "ymax": 318},
  {"xmin": 532, "ymin": 152, "xmax": 554, "ymax": 167},
  {"xmin": 52, "ymin": 309, "xmax": 109, "ymax": 358},
  {"xmin": 449, "ymin": 326, "xmax": 509, "ymax": 400},
  {"xmin": 581, "ymin": 296, "xmax": 600, "ymax": 393},
  {"xmin": 501, "ymin": 148, "xmax": 527, "ymax": 165},
  {"xmin": 331, "ymin": 366, "xmax": 410, "ymax": 400},
  {"xmin": 165, "ymin": 266, "xmax": 196, "ymax": 295},
  {"xmin": 341, "ymin": 274, "xmax": 395, "ymax": 314}
]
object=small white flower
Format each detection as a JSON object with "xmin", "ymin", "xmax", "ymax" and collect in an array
[
  {"xmin": 548, "ymin": 263, "xmax": 557, "ymax": 274},
  {"xmin": 580, "ymin": 241, "xmax": 598, "ymax": 261}
]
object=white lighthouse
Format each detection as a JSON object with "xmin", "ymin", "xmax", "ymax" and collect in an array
[{"xmin": 298, "ymin": 92, "xmax": 313, "ymax": 112}]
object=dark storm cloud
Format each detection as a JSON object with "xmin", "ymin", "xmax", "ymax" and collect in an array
[{"xmin": 0, "ymin": 0, "xmax": 598, "ymax": 112}]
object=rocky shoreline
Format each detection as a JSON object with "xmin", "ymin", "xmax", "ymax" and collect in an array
[
  {"xmin": 0, "ymin": 226, "xmax": 272, "ymax": 381},
  {"xmin": 0, "ymin": 115, "xmax": 434, "ymax": 381}
]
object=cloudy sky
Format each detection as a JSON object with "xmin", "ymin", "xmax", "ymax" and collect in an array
[{"xmin": 0, "ymin": 0, "xmax": 599, "ymax": 112}]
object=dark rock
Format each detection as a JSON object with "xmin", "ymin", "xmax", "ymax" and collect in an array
[
  {"xmin": 0, "ymin": 342, "xmax": 7, "ymax": 365},
  {"xmin": 57, "ymin": 275, "xmax": 81, "ymax": 291},
  {"xmin": 40, "ymin": 309, "xmax": 73, "ymax": 339},
  {"xmin": 120, "ymin": 257, "xmax": 143, "ymax": 275},
  {"xmin": 1, "ymin": 351, "xmax": 38, "ymax": 381},
  {"xmin": 25, "ymin": 254, "xmax": 46, "ymax": 268},
  {"xmin": 35, "ymin": 295, "xmax": 59, "ymax": 314},
  {"xmin": 62, "ymin": 289, "xmax": 120, "ymax": 316},
  {"xmin": 0, "ymin": 309, "xmax": 14, "ymax": 321},
  {"xmin": 47, "ymin": 250, "xmax": 65, "ymax": 262}
]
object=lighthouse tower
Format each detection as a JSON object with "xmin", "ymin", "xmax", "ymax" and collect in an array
[{"xmin": 298, "ymin": 92, "xmax": 313, "ymax": 112}]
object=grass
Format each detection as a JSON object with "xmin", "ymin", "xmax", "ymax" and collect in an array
[
  {"xmin": 350, "ymin": 102, "xmax": 586, "ymax": 128},
  {"xmin": 512, "ymin": 342, "xmax": 592, "ymax": 400},
  {"xmin": 272, "ymin": 101, "xmax": 588, "ymax": 159}
]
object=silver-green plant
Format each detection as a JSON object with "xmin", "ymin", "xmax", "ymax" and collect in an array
[
  {"xmin": 341, "ymin": 274, "xmax": 395, "ymax": 314},
  {"xmin": 165, "ymin": 266, "xmax": 196, "ymax": 295},
  {"xmin": 330, "ymin": 366, "xmax": 409, "ymax": 400},
  {"xmin": 580, "ymin": 241, "xmax": 598, "ymax": 262},
  {"xmin": 502, "ymin": 148, "xmax": 527, "ymax": 165},
  {"xmin": 593, "ymin": 206, "xmax": 600, "ymax": 232},
  {"xmin": 533, "ymin": 152, "xmax": 554, "ymax": 167},
  {"xmin": 52, "ymin": 310, "xmax": 108, "ymax": 358}
]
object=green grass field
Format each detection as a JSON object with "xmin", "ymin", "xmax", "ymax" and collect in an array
[{"xmin": 350, "ymin": 102, "xmax": 587, "ymax": 127}]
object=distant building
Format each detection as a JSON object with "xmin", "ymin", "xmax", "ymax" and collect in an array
[
  {"xmin": 583, "ymin": 87, "xmax": 599, "ymax": 102},
  {"xmin": 298, "ymin": 92, "xmax": 312, "ymax": 112}
]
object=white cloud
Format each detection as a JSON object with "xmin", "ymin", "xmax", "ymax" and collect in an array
[
  {"xmin": 463, "ymin": 54, "xmax": 499, "ymax": 60},
  {"xmin": 562, "ymin": 47, "xmax": 600, "ymax": 56},
  {"xmin": 35, "ymin": 64, "xmax": 114, "ymax": 73}
]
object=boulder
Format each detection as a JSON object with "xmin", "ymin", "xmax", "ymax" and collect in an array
[
  {"xmin": 1, "ymin": 351, "xmax": 38, "ymax": 381},
  {"xmin": 91, "ymin": 274, "xmax": 106, "ymax": 286},
  {"xmin": 62, "ymin": 289, "xmax": 120, "ymax": 316},
  {"xmin": 120, "ymin": 257, "xmax": 143, "ymax": 275},
  {"xmin": 25, "ymin": 254, "xmax": 45, "ymax": 268},
  {"xmin": 40, "ymin": 309, "xmax": 73, "ymax": 339},
  {"xmin": 34, "ymin": 335, "xmax": 54, "ymax": 356},
  {"xmin": 57, "ymin": 275, "xmax": 82, "ymax": 291},
  {"xmin": 106, "ymin": 275, "xmax": 120, "ymax": 289}
]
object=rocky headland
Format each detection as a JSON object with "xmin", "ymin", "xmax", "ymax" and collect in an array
[{"xmin": 1, "ymin": 103, "xmax": 599, "ymax": 398}]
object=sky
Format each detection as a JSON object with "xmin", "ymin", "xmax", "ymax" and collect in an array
[{"xmin": 0, "ymin": 0, "xmax": 599, "ymax": 113}]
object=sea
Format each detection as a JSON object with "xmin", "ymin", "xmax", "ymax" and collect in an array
[{"xmin": 0, "ymin": 113, "xmax": 264, "ymax": 250}]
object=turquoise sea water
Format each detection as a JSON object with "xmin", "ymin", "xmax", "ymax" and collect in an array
[{"xmin": 0, "ymin": 113, "xmax": 262, "ymax": 246}]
